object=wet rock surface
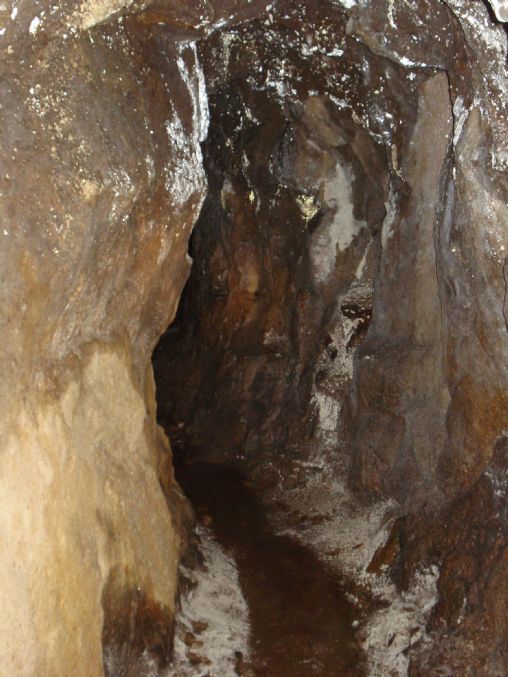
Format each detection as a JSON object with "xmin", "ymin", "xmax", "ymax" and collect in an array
[
  {"xmin": 175, "ymin": 458, "xmax": 365, "ymax": 676},
  {"xmin": 0, "ymin": 0, "xmax": 507, "ymax": 674},
  {"xmin": 154, "ymin": 0, "xmax": 394, "ymax": 478},
  {"xmin": 155, "ymin": 1, "xmax": 508, "ymax": 675}
]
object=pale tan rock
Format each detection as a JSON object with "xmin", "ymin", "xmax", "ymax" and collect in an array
[
  {"xmin": 0, "ymin": 6, "xmax": 211, "ymax": 675},
  {"xmin": 0, "ymin": 343, "xmax": 181, "ymax": 675}
]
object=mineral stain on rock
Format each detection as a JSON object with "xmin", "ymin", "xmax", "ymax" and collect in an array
[
  {"xmin": 176, "ymin": 458, "xmax": 365, "ymax": 677},
  {"xmin": 0, "ymin": 0, "xmax": 507, "ymax": 674},
  {"xmin": 101, "ymin": 568, "xmax": 174, "ymax": 676}
]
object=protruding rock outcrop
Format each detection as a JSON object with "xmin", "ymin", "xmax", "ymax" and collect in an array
[{"xmin": 0, "ymin": 4, "xmax": 213, "ymax": 674}]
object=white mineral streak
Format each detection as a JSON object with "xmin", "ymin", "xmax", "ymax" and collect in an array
[
  {"xmin": 387, "ymin": 0, "xmax": 396, "ymax": 28},
  {"xmin": 166, "ymin": 527, "xmax": 251, "ymax": 677},
  {"xmin": 277, "ymin": 454, "xmax": 439, "ymax": 677},
  {"xmin": 28, "ymin": 15, "xmax": 40, "ymax": 34},
  {"xmin": 452, "ymin": 95, "xmax": 469, "ymax": 148},
  {"xmin": 308, "ymin": 292, "xmax": 365, "ymax": 449},
  {"xmin": 362, "ymin": 566, "xmax": 440, "ymax": 676},
  {"xmin": 315, "ymin": 390, "xmax": 341, "ymax": 434},
  {"xmin": 164, "ymin": 42, "xmax": 210, "ymax": 209},
  {"xmin": 332, "ymin": 0, "xmax": 358, "ymax": 8},
  {"xmin": 485, "ymin": 462, "xmax": 508, "ymax": 499},
  {"xmin": 488, "ymin": 0, "xmax": 508, "ymax": 22},
  {"xmin": 310, "ymin": 161, "xmax": 364, "ymax": 283},
  {"xmin": 278, "ymin": 232, "xmax": 438, "ymax": 673},
  {"xmin": 444, "ymin": 0, "xmax": 508, "ymax": 169}
]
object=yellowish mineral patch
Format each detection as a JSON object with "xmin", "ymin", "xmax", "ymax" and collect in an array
[{"xmin": 69, "ymin": 0, "xmax": 137, "ymax": 30}]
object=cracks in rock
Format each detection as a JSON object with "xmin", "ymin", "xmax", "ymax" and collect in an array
[
  {"xmin": 434, "ymin": 73, "xmax": 456, "ymax": 365},
  {"xmin": 345, "ymin": 24, "xmax": 446, "ymax": 74}
]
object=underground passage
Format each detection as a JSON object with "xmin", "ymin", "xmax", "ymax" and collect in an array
[{"xmin": 0, "ymin": 0, "xmax": 507, "ymax": 676}]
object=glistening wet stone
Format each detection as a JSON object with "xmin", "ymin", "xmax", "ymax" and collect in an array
[{"xmin": 176, "ymin": 459, "xmax": 366, "ymax": 677}]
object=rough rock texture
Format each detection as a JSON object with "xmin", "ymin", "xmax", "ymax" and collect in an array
[
  {"xmin": 1, "ymin": 0, "xmax": 507, "ymax": 674},
  {"xmin": 154, "ymin": 1, "xmax": 508, "ymax": 675},
  {"xmin": 346, "ymin": 0, "xmax": 508, "ymax": 510},
  {"xmin": 155, "ymin": 0, "xmax": 404, "ymax": 476},
  {"xmin": 0, "ymin": 2, "xmax": 221, "ymax": 674}
]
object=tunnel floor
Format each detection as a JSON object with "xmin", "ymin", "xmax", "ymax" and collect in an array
[{"xmin": 172, "ymin": 454, "xmax": 366, "ymax": 676}]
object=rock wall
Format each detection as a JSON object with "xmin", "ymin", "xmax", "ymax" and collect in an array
[
  {"xmin": 154, "ymin": 1, "xmax": 398, "ymax": 477},
  {"xmin": 154, "ymin": 1, "xmax": 508, "ymax": 674},
  {"xmin": 0, "ymin": 2, "xmax": 218, "ymax": 674},
  {"xmin": 1, "ymin": 0, "xmax": 506, "ymax": 673}
]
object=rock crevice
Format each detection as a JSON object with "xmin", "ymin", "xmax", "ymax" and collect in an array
[{"xmin": 0, "ymin": 0, "xmax": 507, "ymax": 675}]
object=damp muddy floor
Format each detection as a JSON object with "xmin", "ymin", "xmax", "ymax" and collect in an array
[{"xmin": 175, "ymin": 457, "xmax": 366, "ymax": 677}]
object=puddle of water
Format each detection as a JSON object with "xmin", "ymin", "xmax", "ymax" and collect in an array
[{"xmin": 176, "ymin": 459, "xmax": 366, "ymax": 677}]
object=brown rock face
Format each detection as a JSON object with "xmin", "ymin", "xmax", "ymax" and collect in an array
[
  {"xmin": 154, "ymin": 1, "xmax": 508, "ymax": 675},
  {"xmin": 155, "ymin": 1, "xmax": 400, "ymax": 477},
  {"xmin": 1, "ymin": 0, "xmax": 507, "ymax": 674},
  {"xmin": 0, "ymin": 3, "xmax": 215, "ymax": 674}
]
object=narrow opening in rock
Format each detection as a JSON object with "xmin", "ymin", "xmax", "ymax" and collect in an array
[
  {"xmin": 3, "ymin": 1, "xmax": 506, "ymax": 676},
  {"xmin": 150, "ymin": 3, "xmax": 508, "ymax": 676}
]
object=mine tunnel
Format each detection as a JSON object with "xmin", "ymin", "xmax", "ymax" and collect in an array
[{"xmin": 0, "ymin": 1, "xmax": 507, "ymax": 676}]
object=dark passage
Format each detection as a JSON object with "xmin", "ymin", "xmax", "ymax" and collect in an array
[
  {"xmin": 153, "ymin": 4, "xmax": 508, "ymax": 676},
  {"xmin": 175, "ymin": 456, "xmax": 365, "ymax": 676}
]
